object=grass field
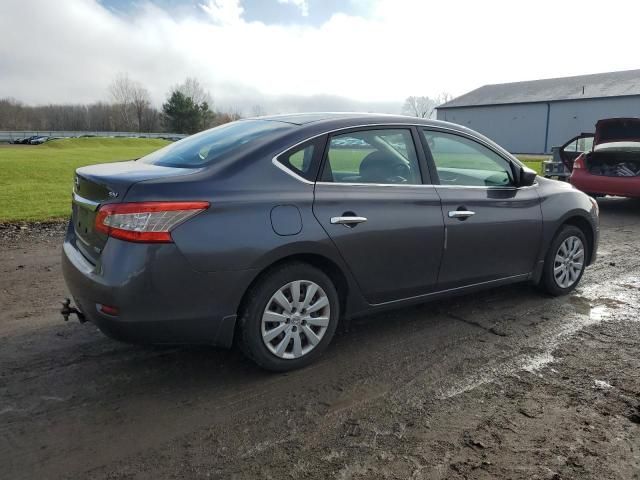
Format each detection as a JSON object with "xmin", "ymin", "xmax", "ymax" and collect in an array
[
  {"xmin": 0, "ymin": 139, "xmax": 547, "ymax": 222},
  {"xmin": 0, "ymin": 138, "xmax": 169, "ymax": 222},
  {"xmin": 517, "ymin": 155, "xmax": 548, "ymax": 174}
]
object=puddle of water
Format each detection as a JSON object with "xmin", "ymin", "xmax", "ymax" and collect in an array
[
  {"xmin": 589, "ymin": 305, "xmax": 609, "ymax": 321},
  {"xmin": 436, "ymin": 272, "xmax": 640, "ymax": 400}
]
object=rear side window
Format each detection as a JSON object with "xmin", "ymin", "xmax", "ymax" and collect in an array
[
  {"xmin": 278, "ymin": 142, "xmax": 317, "ymax": 180},
  {"xmin": 322, "ymin": 129, "xmax": 421, "ymax": 185},
  {"xmin": 140, "ymin": 120, "xmax": 291, "ymax": 168}
]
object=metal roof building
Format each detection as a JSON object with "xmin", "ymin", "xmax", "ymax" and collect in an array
[{"xmin": 436, "ymin": 69, "xmax": 640, "ymax": 153}]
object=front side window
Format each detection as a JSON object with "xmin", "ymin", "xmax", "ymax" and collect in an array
[
  {"xmin": 322, "ymin": 129, "xmax": 421, "ymax": 185},
  {"xmin": 423, "ymin": 130, "xmax": 514, "ymax": 187},
  {"xmin": 563, "ymin": 136, "xmax": 594, "ymax": 153},
  {"xmin": 140, "ymin": 120, "xmax": 292, "ymax": 168}
]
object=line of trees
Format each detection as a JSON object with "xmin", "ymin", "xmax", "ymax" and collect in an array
[
  {"xmin": 0, "ymin": 74, "xmax": 241, "ymax": 134},
  {"xmin": 0, "ymin": 77, "xmax": 455, "ymax": 134}
]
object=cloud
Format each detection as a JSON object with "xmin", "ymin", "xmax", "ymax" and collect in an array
[
  {"xmin": 200, "ymin": 0, "xmax": 244, "ymax": 25},
  {"xmin": 277, "ymin": 0, "xmax": 309, "ymax": 16},
  {"xmin": 1, "ymin": 0, "xmax": 639, "ymax": 115}
]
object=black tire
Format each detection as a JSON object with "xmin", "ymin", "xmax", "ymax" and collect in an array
[
  {"xmin": 238, "ymin": 262, "xmax": 340, "ymax": 372},
  {"xmin": 540, "ymin": 225, "xmax": 588, "ymax": 296}
]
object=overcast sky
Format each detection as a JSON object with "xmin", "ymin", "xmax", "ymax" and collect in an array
[{"xmin": 1, "ymin": 0, "xmax": 639, "ymax": 114}]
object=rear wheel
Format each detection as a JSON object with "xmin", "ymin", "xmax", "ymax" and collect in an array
[
  {"xmin": 540, "ymin": 225, "xmax": 588, "ymax": 296},
  {"xmin": 238, "ymin": 262, "xmax": 339, "ymax": 371}
]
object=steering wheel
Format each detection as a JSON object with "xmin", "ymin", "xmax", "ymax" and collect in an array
[{"xmin": 385, "ymin": 162, "xmax": 411, "ymax": 183}]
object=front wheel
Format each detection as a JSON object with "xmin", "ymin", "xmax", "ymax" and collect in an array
[
  {"xmin": 238, "ymin": 262, "xmax": 339, "ymax": 371},
  {"xmin": 540, "ymin": 225, "xmax": 588, "ymax": 296}
]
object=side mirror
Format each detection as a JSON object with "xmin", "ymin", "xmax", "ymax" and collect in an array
[{"xmin": 518, "ymin": 165, "xmax": 537, "ymax": 187}]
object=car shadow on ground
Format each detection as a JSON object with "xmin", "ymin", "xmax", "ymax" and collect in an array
[
  {"xmin": 596, "ymin": 196, "xmax": 640, "ymax": 216},
  {"xmin": 46, "ymin": 280, "xmax": 545, "ymax": 382}
]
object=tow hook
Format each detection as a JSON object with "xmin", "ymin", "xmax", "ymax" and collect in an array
[{"xmin": 61, "ymin": 298, "xmax": 86, "ymax": 323}]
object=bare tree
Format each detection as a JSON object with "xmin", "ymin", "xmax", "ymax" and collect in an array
[
  {"xmin": 108, "ymin": 73, "xmax": 156, "ymax": 132},
  {"xmin": 435, "ymin": 92, "xmax": 453, "ymax": 107},
  {"xmin": 251, "ymin": 104, "xmax": 265, "ymax": 117},
  {"xmin": 131, "ymin": 84, "xmax": 151, "ymax": 132},
  {"xmin": 140, "ymin": 106, "xmax": 161, "ymax": 133},
  {"xmin": 108, "ymin": 73, "xmax": 137, "ymax": 130},
  {"xmin": 0, "ymin": 98, "xmax": 25, "ymax": 129},
  {"xmin": 176, "ymin": 77, "xmax": 213, "ymax": 106},
  {"xmin": 211, "ymin": 108, "xmax": 242, "ymax": 127},
  {"xmin": 402, "ymin": 96, "xmax": 437, "ymax": 119}
]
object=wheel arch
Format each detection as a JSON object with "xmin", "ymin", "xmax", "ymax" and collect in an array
[
  {"xmin": 561, "ymin": 215, "xmax": 595, "ymax": 266},
  {"xmin": 532, "ymin": 209, "xmax": 597, "ymax": 285},
  {"xmin": 235, "ymin": 252, "xmax": 354, "ymax": 337}
]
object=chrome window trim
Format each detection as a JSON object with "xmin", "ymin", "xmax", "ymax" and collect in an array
[
  {"xmin": 315, "ymin": 181, "xmax": 434, "ymax": 188},
  {"xmin": 314, "ymin": 181, "xmax": 538, "ymax": 190},
  {"xmin": 271, "ymin": 158, "xmax": 314, "ymax": 185},
  {"xmin": 435, "ymin": 182, "xmax": 539, "ymax": 190},
  {"xmin": 270, "ymin": 122, "xmax": 526, "ymax": 188},
  {"xmin": 420, "ymin": 125, "xmax": 519, "ymax": 166}
]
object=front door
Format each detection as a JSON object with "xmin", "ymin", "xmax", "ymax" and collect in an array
[
  {"xmin": 313, "ymin": 127, "xmax": 444, "ymax": 304},
  {"xmin": 559, "ymin": 133, "xmax": 595, "ymax": 171},
  {"xmin": 420, "ymin": 128, "xmax": 543, "ymax": 290}
]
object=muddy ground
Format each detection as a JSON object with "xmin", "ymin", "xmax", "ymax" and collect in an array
[{"xmin": 1, "ymin": 198, "xmax": 639, "ymax": 480}]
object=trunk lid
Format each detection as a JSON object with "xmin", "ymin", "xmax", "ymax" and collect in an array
[
  {"xmin": 595, "ymin": 118, "xmax": 640, "ymax": 149},
  {"xmin": 72, "ymin": 161, "xmax": 194, "ymax": 264}
]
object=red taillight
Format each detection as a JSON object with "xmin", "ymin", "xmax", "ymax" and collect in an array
[
  {"xmin": 98, "ymin": 304, "xmax": 119, "ymax": 316},
  {"xmin": 95, "ymin": 201, "xmax": 209, "ymax": 243},
  {"xmin": 573, "ymin": 155, "xmax": 586, "ymax": 170}
]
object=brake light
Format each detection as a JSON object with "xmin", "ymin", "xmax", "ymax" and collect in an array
[
  {"xmin": 573, "ymin": 155, "xmax": 586, "ymax": 169},
  {"xmin": 98, "ymin": 304, "xmax": 119, "ymax": 316},
  {"xmin": 95, "ymin": 201, "xmax": 209, "ymax": 243}
]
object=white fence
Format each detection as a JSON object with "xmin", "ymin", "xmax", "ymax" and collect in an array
[{"xmin": 0, "ymin": 130, "xmax": 188, "ymax": 142}]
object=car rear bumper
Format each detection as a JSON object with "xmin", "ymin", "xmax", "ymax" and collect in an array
[
  {"xmin": 570, "ymin": 170, "xmax": 640, "ymax": 198},
  {"xmin": 61, "ymin": 222, "xmax": 255, "ymax": 347}
]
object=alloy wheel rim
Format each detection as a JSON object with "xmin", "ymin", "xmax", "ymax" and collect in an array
[
  {"xmin": 261, "ymin": 280, "xmax": 331, "ymax": 360},
  {"xmin": 553, "ymin": 236, "xmax": 585, "ymax": 289}
]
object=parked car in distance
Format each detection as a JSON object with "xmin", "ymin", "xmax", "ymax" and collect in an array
[
  {"xmin": 543, "ymin": 147, "xmax": 571, "ymax": 181},
  {"xmin": 561, "ymin": 118, "xmax": 640, "ymax": 198},
  {"xmin": 62, "ymin": 113, "xmax": 599, "ymax": 371}
]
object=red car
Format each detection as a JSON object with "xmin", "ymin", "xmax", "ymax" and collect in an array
[{"xmin": 561, "ymin": 118, "xmax": 640, "ymax": 198}]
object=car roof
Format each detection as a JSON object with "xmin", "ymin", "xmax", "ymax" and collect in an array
[
  {"xmin": 251, "ymin": 112, "xmax": 452, "ymax": 128},
  {"xmin": 254, "ymin": 112, "xmax": 503, "ymax": 149}
]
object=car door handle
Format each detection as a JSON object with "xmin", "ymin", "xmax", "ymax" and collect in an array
[
  {"xmin": 448, "ymin": 210, "xmax": 476, "ymax": 219},
  {"xmin": 331, "ymin": 216, "xmax": 368, "ymax": 227}
]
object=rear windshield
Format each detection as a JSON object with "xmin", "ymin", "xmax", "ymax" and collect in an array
[
  {"xmin": 139, "ymin": 120, "xmax": 292, "ymax": 168},
  {"xmin": 597, "ymin": 119, "xmax": 640, "ymax": 144}
]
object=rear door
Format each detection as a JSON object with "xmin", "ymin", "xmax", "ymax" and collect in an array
[
  {"xmin": 420, "ymin": 128, "xmax": 543, "ymax": 290},
  {"xmin": 312, "ymin": 127, "xmax": 444, "ymax": 304}
]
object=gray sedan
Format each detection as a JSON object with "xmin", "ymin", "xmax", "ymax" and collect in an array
[{"xmin": 62, "ymin": 113, "xmax": 599, "ymax": 371}]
